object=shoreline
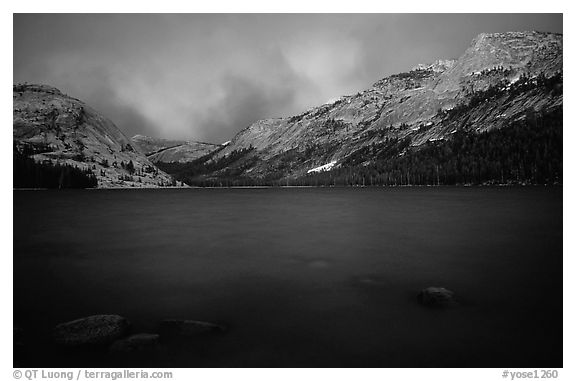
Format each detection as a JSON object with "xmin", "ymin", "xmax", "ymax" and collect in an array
[{"xmin": 13, "ymin": 183, "xmax": 563, "ymax": 191}]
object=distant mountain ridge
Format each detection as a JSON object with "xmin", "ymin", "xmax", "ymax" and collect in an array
[
  {"xmin": 155, "ymin": 31, "xmax": 562, "ymax": 186},
  {"xmin": 131, "ymin": 135, "xmax": 223, "ymax": 164}
]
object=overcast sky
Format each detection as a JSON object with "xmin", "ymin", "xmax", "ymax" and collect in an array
[{"xmin": 13, "ymin": 14, "xmax": 562, "ymax": 143}]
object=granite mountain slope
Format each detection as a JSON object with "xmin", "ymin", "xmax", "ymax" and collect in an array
[
  {"xmin": 160, "ymin": 31, "xmax": 562, "ymax": 186},
  {"xmin": 13, "ymin": 84, "xmax": 178, "ymax": 188},
  {"xmin": 131, "ymin": 134, "xmax": 223, "ymax": 164}
]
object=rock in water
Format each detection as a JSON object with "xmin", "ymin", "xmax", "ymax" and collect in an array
[
  {"xmin": 109, "ymin": 333, "xmax": 159, "ymax": 353},
  {"xmin": 417, "ymin": 287, "xmax": 456, "ymax": 308},
  {"xmin": 159, "ymin": 319, "xmax": 226, "ymax": 338},
  {"xmin": 53, "ymin": 315, "xmax": 130, "ymax": 346}
]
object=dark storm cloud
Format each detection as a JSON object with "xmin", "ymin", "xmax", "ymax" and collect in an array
[
  {"xmin": 197, "ymin": 74, "xmax": 298, "ymax": 142},
  {"xmin": 85, "ymin": 84, "xmax": 160, "ymax": 139},
  {"xmin": 13, "ymin": 14, "xmax": 562, "ymax": 143}
]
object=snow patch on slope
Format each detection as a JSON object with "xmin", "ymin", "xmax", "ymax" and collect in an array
[{"xmin": 307, "ymin": 161, "xmax": 337, "ymax": 174}]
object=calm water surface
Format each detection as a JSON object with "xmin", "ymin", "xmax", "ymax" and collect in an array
[{"xmin": 13, "ymin": 187, "xmax": 563, "ymax": 367}]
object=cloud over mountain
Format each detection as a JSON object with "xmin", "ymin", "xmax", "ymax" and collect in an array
[{"xmin": 14, "ymin": 14, "xmax": 562, "ymax": 143}]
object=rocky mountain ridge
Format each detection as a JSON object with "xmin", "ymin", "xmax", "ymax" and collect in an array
[
  {"xmin": 13, "ymin": 84, "xmax": 179, "ymax": 188},
  {"xmin": 131, "ymin": 134, "xmax": 223, "ymax": 164},
  {"xmin": 218, "ymin": 31, "xmax": 561, "ymax": 157},
  {"xmin": 156, "ymin": 31, "xmax": 562, "ymax": 186}
]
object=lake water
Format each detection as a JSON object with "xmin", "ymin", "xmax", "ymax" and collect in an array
[{"xmin": 13, "ymin": 187, "xmax": 563, "ymax": 367}]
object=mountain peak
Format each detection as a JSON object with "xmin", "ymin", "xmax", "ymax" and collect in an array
[
  {"xmin": 473, "ymin": 30, "xmax": 560, "ymax": 41},
  {"xmin": 466, "ymin": 30, "xmax": 562, "ymax": 56}
]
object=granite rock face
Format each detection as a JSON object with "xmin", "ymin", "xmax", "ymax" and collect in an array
[{"xmin": 13, "ymin": 85, "xmax": 179, "ymax": 188}]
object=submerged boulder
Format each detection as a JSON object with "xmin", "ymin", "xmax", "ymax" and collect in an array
[
  {"xmin": 109, "ymin": 333, "xmax": 159, "ymax": 353},
  {"xmin": 53, "ymin": 315, "xmax": 130, "ymax": 346},
  {"xmin": 159, "ymin": 319, "xmax": 226, "ymax": 338},
  {"xmin": 417, "ymin": 287, "xmax": 456, "ymax": 308}
]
